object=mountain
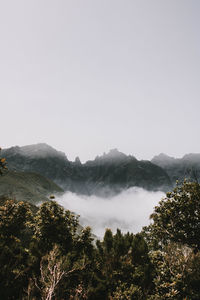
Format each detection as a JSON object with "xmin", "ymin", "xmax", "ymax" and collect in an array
[
  {"xmin": 0, "ymin": 170, "xmax": 63, "ymax": 204},
  {"xmin": 2, "ymin": 144, "xmax": 172, "ymax": 195},
  {"xmin": 82, "ymin": 149, "xmax": 172, "ymax": 194},
  {"xmin": 2, "ymin": 143, "xmax": 73, "ymax": 189},
  {"xmin": 152, "ymin": 153, "xmax": 200, "ymax": 184}
]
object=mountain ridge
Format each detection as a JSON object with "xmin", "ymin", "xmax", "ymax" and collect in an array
[
  {"xmin": 2, "ymin": 144, "xmax": 172, "ymax": 195},
  {"xmin": 152, "ymin": 152, "xmax": 200, "ymax": 184}
]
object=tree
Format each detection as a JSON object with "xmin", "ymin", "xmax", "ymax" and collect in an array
[
  {"xmin": 31, "ymin": 245, "xmax": 67, "ymax": 300},
  {"xmin": 111, "ymin": 283, "xmax": 143, "ymax": 300},
  {"xmin": 33, "ymin": 201, "xmax": 79, "ymax": 254},
  {"xmin": 30, "ymin": 201, "xmax": 95, "ymax": 299},
  {"xmin": 0, "ymin": 199, "xmax": 33, "ymax": 299},
  {"xmin": 149, "ymin": 181, "xmax": 200, "ymax": 251},
  {"xmin": 149, "ymin": 243, "xmax": 200, "ymax": 299},
  {"xmin": 0, "ymin": 147, "xmax": 7, "ymax": 175},
  {"xmin": 92, "ymin": 230, "xmax": 154, "ymax": 299}
]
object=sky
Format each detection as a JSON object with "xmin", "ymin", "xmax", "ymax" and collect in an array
[{"xmin": 1, "ymin": 0, "xmax": 200, "ymax": 162}]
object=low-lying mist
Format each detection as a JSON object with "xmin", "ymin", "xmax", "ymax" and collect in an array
[{"xmin": 57, "ymin": 188, "xmax": 164, "ymax": 238}]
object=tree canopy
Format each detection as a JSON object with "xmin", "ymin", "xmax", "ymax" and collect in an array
[
  {"xmin": 150, "ymin": 181, "xmax": 200, "ymax": 251},
  {"xmin": 0, "ymin": 147, "xmax": 7, "ymax": 175},
  {"xmin": 0, "ymin": 179, "xmax": 200, "ymax": 299}
]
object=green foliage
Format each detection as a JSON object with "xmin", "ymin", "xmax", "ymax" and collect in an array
[
  {"xmin": 111, "ymin": 282, "xmax": 143, "ymax": 300},
  {"xmin": 92, "ymin": 229, "xmax": 154, "ymax": 299},
  {"xmin": 34, "ymin": 201, "xmax": 79, "ymax": 254},
  {"xmin": 1, "ymin": 180, "xmax": 200, "ymax": 299},
  {"xmin": 150, "ymin": 181, "xmax": 200, "ymax": 250},
  {"xmin": 0, "ymin": 170, "xmax": 63, "ymax": 204},
  {"xmin": 149, "ymin": 243, "xmax": 200, "ymax": 299},
  {"xmin": 0, "ymin": 199, "xmax": 33, "ymax": 299},
  {"xmin": 0, "ymin": 147, "xmax": 7, "ymax": 175},
  {"xmin": 143, "ymin": 180, "xmax": 200, "ymax": 299},
  {"xmin": 0, "ymin": 199, "xmax": 32, "ymax": 239}
]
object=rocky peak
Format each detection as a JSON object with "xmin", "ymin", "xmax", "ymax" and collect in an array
[
  {"xmin": 74, "ymin": 156, "xmax": 82, "ymax": 165},
  {"xmin": 182, "ymin": 153, "xmax": 200, "ymax": 163},
  {"xmin": 91, "ymin": 149, "xmax": 136, "ymax": 166},
  {"xmin": 4, "ymin": 143, "xmax": 68, "ymax": 160},
  {"xmin": 152, "ymin": 153, "xmax": 176, "ymax": 167}
]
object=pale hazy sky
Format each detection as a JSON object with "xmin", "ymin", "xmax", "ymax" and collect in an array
[{"xmin": 1, "ymin": 1, "xmax": 200, "ymax": 162}]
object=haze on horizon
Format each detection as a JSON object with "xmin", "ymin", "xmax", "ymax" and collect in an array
[{"xmin": 1, "ymin": 1, "xmax": 200, "ymax": 162}]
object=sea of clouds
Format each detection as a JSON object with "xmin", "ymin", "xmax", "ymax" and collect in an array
[{"xmin": 57, "ymin": 187, "xmax": 164, "ymax": 238}]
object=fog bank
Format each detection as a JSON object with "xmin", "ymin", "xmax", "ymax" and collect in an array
[{"xmin": 57, "ymin": 188, "xmax": 164, "ymax": 238}]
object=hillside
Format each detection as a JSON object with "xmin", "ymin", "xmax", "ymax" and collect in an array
[
  {"xmin": 152, "ymin": 153, "xmax": 200, "ymax": 184},
  {"xmin": 0, "ymin": 170, "xmax": 63, "ymax": 204},
  {"xmin": 2, "ymin": 144, "xmax": 172, "ymax": 195}
]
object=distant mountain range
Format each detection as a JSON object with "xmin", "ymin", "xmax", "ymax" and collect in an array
[
  {"xmin": 152, "ymin": 152, "xmax": 200, "ymax": 184},
  {"xmin": 1, "ymin": 143, "xmax": 200, "ymax": 203}
]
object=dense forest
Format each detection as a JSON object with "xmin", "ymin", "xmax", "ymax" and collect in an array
[{"xmin": 0, "ymin": 151, "xmax": 200, "ymax": 299}]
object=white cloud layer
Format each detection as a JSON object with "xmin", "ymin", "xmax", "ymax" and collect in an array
[{"xmin": 57, "ymin": 188, "xmax": 164, "ymax": 238}]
